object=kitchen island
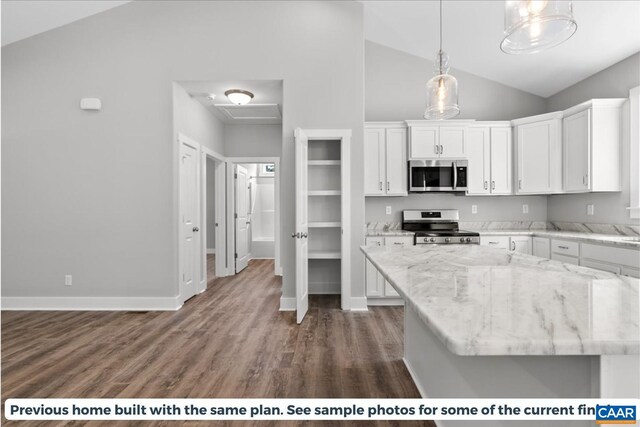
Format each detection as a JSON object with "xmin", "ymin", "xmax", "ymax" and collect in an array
[{"xmin": 361, "ymin": 244, "xmax": 639, "ymax": 426}]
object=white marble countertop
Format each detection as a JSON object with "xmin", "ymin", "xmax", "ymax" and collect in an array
[
  {"xmin": 365, "ymin": 230, "xmax": 415, "ymax": 237},
  {"xmin": 475, "ymin": 230, "xmax": 640, "ymax": 248},
  {"xmin": 361, "ymin": 244, "xmax": 640, "ymax": 356}
]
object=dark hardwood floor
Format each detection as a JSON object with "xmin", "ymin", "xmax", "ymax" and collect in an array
[{"xmin": 1, "ymin": 259, "xmax": 434, "ymax": 427}]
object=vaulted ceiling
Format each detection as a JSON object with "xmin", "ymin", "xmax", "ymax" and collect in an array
[{"xmin": 3, "ymin": 1, "xmax": 639, "ymax": 98}]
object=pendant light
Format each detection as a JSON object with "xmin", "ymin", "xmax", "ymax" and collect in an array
[
  {"xmin": 424, "ymin": 0, "xmax": 459, "ymax": 120},
  {"xmin": 501, "ymin": 1, "xmax": 577, "ymax": 54}
]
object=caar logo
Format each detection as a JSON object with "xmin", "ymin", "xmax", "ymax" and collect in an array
[{"xmin": 596, "ymin": 405, "xmax": 637, "ymax": 424}]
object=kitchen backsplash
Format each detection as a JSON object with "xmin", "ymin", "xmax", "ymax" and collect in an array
[{"xmin": 366, "ymin": 221, "xmax": 640, "ymax": 236}]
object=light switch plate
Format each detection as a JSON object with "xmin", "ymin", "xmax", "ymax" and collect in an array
[
  {"xmin": 471, "ymin": 205, "xmax": 477, "ymax": 214},
  {"xmin": 523, "ymin": 204, "xmax": 529, "ymax": 214},
  {"xmin": 587, "ymin": 204, "xmax": 594, "ymax": 216},
  {"xmin": 65, "ymin": 275, "xmax": 72, "ymax": 286},
  {"xmin": 385, "ymin": 206, "xmax": 392, "ymax": 215}
]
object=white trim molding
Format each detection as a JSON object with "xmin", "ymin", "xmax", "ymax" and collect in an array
[
  {"xmin": 279, "ymin": 296, "xmax": 296, "ymax": 311},
  {"xmin": 349, "ymin": 297, "xmax": 368, "ymax": 311},
  {"xmin": 1, "ymin": 296, "xmax": 182, "ymax": 311},
  {"xmin": 629, "ymin": 86, "xmax": 640, "ymax": 219},
  {"xmin": 207, "ymin": 248, "xmax": 216, "ymax": 254}
]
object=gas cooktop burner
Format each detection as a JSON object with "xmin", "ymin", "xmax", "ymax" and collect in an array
[{"xmin": 402, "ymin": 209, "xmax": 480, "ymax": 245}]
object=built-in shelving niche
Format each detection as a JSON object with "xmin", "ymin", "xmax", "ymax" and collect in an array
[{"xmin": 308, "ymin": 139, "xmax": 342, "ymax": 295}]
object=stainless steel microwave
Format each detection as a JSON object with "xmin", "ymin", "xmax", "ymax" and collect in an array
[{"xmin": 409, "ymin": 159, "xmax": 468, "ymax": 192}]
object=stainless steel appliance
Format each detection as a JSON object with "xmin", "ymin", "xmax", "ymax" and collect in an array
[
  {"xmin": 409, "ymin": 159, "xmax": 468, "ymax": 192},
  {"xmin": 402, "ymin": 209, "xmax": 480, "ymax": 245}
]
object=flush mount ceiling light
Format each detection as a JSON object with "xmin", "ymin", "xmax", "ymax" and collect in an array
[
  {"xmin": 501, "ymin": 1, "xmax": 577, "ymax": 54},
  {"xmin": 224, "ymin": 89, "xmax": 254, "ymax": 105},
  {"xmin": 424, "ymin": 0, "xmax": 460, "ymax": 120}
]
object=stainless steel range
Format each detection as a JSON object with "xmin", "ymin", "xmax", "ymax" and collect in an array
[{"xmin": 402, "ymin": 209, "xmax": 480, "ymax": 245}]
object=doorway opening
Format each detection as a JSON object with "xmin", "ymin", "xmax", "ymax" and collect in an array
[
  {"xmin": 203, "ymin": 148, "xmax": 227, "ymax": 286},
  {"xmin": 228, "ymin": 159, "xmax": 281, "ymax": 276}
]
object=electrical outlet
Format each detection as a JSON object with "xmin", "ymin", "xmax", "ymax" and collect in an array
[
  {"xmin": 471, "ymin": 205, "xmax": 478, "ymax": 214},
  {"xmin": 587, "ymin": 204, "xmax": 594, "ymax": 216},
  {"xmin": 385, "ymin": 206, "xmax": 392, "ymax": 215},
  {"xmin": 65, "ymin": 275, "xmax": 72, "ymax": 286},
  {"xmin": 522, "ymin": 204, "xmax": 529, "ymax": 214}
]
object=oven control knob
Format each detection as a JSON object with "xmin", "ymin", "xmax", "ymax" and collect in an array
[
  {"xmin": 423, "ymin": 238, "xmax": 429, "ymax": 243},
  {"xmin": 460, "ymin": 237, "xmax": 465, "ymax": 243},
  {"xmin": 444, "ymin": 237, "xmax": 451, "ymax": 243},
  {"xmin": 430, "ymin": 237, "xmax": 435, "ymax": 243},
  {"xmin": 466, "ymin": 237, "xmax": 472, "ymax": 243}
]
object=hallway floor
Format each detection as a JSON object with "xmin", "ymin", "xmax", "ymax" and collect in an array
[{"xmin": 1, "ymin": 259, "xmax": 433, "ymax": 426}]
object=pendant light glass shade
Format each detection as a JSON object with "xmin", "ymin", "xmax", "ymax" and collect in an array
[
  {"xmin": 425, "ymin": 54, "xmax": 459, "ymax": 119},
  {"xmin": 424, "ymin": 4, "xmax": 460, "ymax": 120},
  {"xmin": 501, "ymin": 1, "xmax": 577, "ymax": 54}
]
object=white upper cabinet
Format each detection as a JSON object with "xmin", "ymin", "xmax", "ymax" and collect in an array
[
  {"xmin": 407, "ymin": 121, "xmax": 472, "ymax": 159},
  {"xmin": 489, "ymin": 127, "xmax": 513, "ymax": 195},
  {"xmin": 466, "ymin": 127, "xmax": 491, "ymax": 195},
  {"xmin": 513, "ymin": 112, "xmax": 563, "ymax": 195},
  {"xmin": 562, "ymin": 99, "xmax": 625, "ymax": 193},
  {"xmin": 466, "ymin": 123, "xmax": 512, "ymax": 195},
  {"xmin": 364, "ymin": 128, "xmax": 384, "ymax": 195},
  {"xmin": 364, "ymin": 123, "xmax": 407, "ymax": 196}
]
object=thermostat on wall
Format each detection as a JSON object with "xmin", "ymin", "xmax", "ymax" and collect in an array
[{"xmin": 80, "ymin": 98, "xmax": 102, "ymax": 111}]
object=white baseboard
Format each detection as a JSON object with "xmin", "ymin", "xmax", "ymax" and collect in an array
[
  {"xmin": 279, "ymin": 296, "xmax": 296, "ymax": 311},
  {"xmin": 367, "ymin": 298, "xmax": 405, "ymax": 306},
  {"xmin": 1, "ymin": 296, "xmax": 182, "ymax": 311},
  {"xmin": 207, "ymin": 248, "xmax": 216, "ymax": 254},
  {"xmin": 349, "ymin": 297, "xmax": 369, "ymax": 311},
  {"xmin": 403, "ymin": 357, "xmax": 442, "ymax": 427}
]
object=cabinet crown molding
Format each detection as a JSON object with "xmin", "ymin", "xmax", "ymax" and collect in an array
[
  {"xmin": 365, "ymin": 121, "xmax": 406, "ymax": 128},
  {"xmin": 511, "ymin": 111, "xmax": 563, "ymax": 126},
  {"xmin": 405, "ymin": 119, "xmax": 476, "ymax": 127},
  {"xmin": 562, "ymin": 98, "xmax": 627, "ymax": 117}
]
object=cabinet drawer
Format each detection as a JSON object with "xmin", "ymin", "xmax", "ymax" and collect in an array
[
  {"xmin": 480, "ymin": 236, "xmax": 510, "ymax": 249},
  {"xmin": 365, "ymin": 237, "xmax": 384, "ymax": 246},
  {"xmin": 552, "ymin": 253, "xmax": 579, "ymax": 265},
  {"xmin": 580, "ymin": 259, "xmax": 622, "ymax": 275},
  {"xmin": 551, "ymin": 239, "xmax": 579, "ymax": 257},
  {"xmin": 384, "ymin": 236, "xmax": 414, "ymax": 246},
  {"xmin": 385, "ymin": 281, "xmax": 400, "ymax": 297},
  {"xmin": 581, "ymin": 243, "xmax": 639, "ymax": 268}
]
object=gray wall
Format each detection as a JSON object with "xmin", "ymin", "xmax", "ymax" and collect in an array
[
  {"xmin": 366, "ymin": 195, "xmax": 548, "ymax": 224},
  {"xmin": 365, "ymin": 41, "xmax": 547, "ymax": 121},
  {"xmin": 225, "ymin": 124, "xmax": 282, "ymax": 158},
  {"xmin": 546, "ymin": 53, "xmax": 640, "ymax": 226},
  {"xmin": 173, "ymin": 83, "xmax": 225, "ymax": 154},
  {"xmin": 365, "ymin": 41, "xmax": 549, "ymax": 225},
  {"xmin": 206, "ymin": 157, "xmax": 216, "ymax": 251},
  {"xmin": 2, "ymin": 1, "xmax": 365, "ymax": 302}
]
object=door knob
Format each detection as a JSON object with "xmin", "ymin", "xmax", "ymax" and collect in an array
[
  {"xmin": 291, "ymin": 232, "xmax": 300, "ymax": 239},
  {"xmin": 301, "ymin": 232, "xmax": 308, "ymax": 238},
  {"xmin": 193, "ymin": 227, "xmax": 200, "ymax": 232}
]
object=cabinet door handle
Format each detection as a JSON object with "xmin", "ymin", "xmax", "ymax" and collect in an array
[
  {"xmin": 393, "ymin": 242, "xmax": 404, "ymax": 245},
  {"xmin": 434, "ymin": 145, "xmax": 438, "ymax": 155},
  {"xmin": 558, "ymin": 245, "xmax": 569, "ymax": 250},
  {"xmin": 440, "ymin": 145, "xmax": 443, "ymax": 155},
  {"xmin": 387, "ymin": 181, "xmax": 390, "ymax": 191},
  {"xmin": 379, "ymin": 181, "xmax": 382, "ymax": 191},
  {"xmin": 492, "ymin": 181, "xmax": 496, "ymax": 190},
  {"xmin": 489, "ymin": 241, "xmax": 499, "ymax": 245},
  {"xmin": 518, "ymin": 179, "xmax": 522, "ymax": 190},
  {"xmin": 511, "ymin": 241, "xmax": 516, "ymax": 251},
  {"xmin": 484, "ymin": 180, "xmax": 488, "ymax": 190}
]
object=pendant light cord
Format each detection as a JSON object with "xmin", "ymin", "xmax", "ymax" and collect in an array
[{"xmin": 438, "ymin": 0, "xmax": 443, "ymax": 74}]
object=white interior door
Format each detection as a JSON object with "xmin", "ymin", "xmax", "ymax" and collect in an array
[
  {"xmin": 179, "ymin": 138, "xmax": 201, "ymax": 302},
  {"xmin": 235, "ymin": 165, "xmax": 250, "ymax": 273},
  {"xmin": 294, "ymin": 130, "xmax": 309, "ymax": 324}
]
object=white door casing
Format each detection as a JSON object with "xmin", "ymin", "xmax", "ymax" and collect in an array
[
  {"xmin": 294, "ymin": 129, "xmax": 309, "ymax": 323},
  {"xmin": 179, "ymin": 135, "xmax": 201, "ymax": 303},
  {"xmin": 235, "ymin": 165, "xmax": 250, "ymax": 273}
]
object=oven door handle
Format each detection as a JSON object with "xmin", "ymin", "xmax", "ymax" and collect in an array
[{"xmin": 452, "ymin": 161, "xmax": 457, "ymax": 190}]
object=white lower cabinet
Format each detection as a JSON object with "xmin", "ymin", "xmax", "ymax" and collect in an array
[
  {"xmin": 532, "ymin": 237, "xmax": 550, "ymax": 258},
  {"xmin": 550, "ymin": 239, "xmax": 580, "ymax": 265},
  {"xmin": 622, "ymin": 266, "xmax": 640, "ymax": 279},
  {"xmin": 365, "ymin": 236, "xmax": 412, "ymax": 303},
  {"xmin": 580, "ymin": 259, "xmax": 622, "ymax": 274},
  {"xmin": 480, "ymin": 235, "xmax": 530, "ymax": 253}
]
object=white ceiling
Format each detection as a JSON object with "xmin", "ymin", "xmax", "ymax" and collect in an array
[
  {"xmin": 178, "ymin": 80, "xmax": 283, "ymax": 125},
  {"xmin": 364, "ymin": 1, "xmax": 640, "ymax": 97},
  {"xmin": 3, "ymin": 1, "xmax": 639, "ymax": 97},
  {"xmin": 1, "ymin": 1, "xmax": 132, "ymax": 46}
]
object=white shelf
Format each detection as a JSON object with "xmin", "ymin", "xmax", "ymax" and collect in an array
[
  {"xmin": 308, "ymin": 160, "xmax": 341, "ymax": 166},
  {"xmin": 308, "ymin": 190, "xmax": 341, "ymax": 196},
  {"xmin": 308, "ymin": 222, "xmax": 341, "ymax": 228},
  {"xmin": 308, "ymin": 251, "xmax": 341, "ymax": 259}
]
